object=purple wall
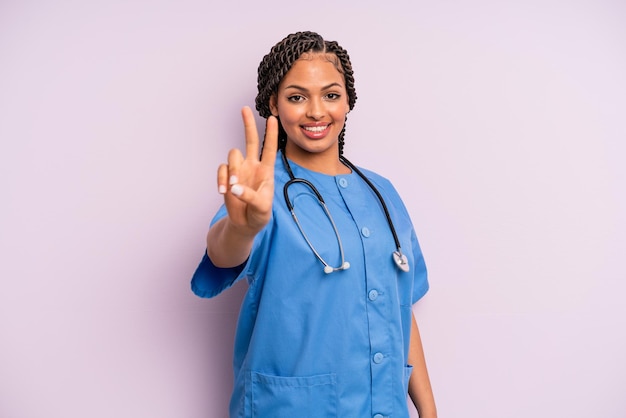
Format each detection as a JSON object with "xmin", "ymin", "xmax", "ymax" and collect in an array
[{"xmin": 1, "ymin": 1, "xmax": 624, "ymax": 417}]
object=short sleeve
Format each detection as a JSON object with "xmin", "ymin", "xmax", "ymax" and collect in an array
[
  {"xmin": 190, "ymin": 205, "xmax": 272, "ymax": 298},
  {"xmin": 191, "ymin": 251, "xmax": 247, "ymax": 298}
]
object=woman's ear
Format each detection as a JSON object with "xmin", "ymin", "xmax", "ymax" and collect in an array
[{"xmin": 269, "ymin": 95, "xmax": 278, "ymax": 117}]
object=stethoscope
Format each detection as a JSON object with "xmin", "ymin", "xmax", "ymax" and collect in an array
[{"xmin": 281, "ymin": 152, "xmax": 410, "ymax": 274}]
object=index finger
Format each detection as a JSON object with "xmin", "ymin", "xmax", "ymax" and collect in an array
[
  {"xmin": 241, "ymin": 106, "xmax": 260, "ymax": 160},
  {"xmin": 260, "ymin": 115, "xmax": 278, "ymax": 167}
]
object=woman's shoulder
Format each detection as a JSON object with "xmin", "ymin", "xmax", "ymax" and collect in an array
[
  {"xmin": 353, "ymin": 164, "xmax": 410, "ymax": 213},
  {"xmin": 352, "ymin": 164, "xmax": 396, "ymax": 192},
  {"xmin": 356, "ymin": 165, "xmax": 389, "ymax": 181}
]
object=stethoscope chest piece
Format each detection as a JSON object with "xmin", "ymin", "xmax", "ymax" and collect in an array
[{"xmin": 393, "ymin": 251, "xmax": 410, "ymax": 273}]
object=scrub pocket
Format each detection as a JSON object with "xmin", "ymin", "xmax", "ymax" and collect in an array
[{"xmin": 250, "ymin": 371, "xmax": 337, "ymax": 418}]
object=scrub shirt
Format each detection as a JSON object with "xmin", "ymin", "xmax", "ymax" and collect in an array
[{"xmin": 191, "ymin": 152, "xmax": 429, "ymax": 418}]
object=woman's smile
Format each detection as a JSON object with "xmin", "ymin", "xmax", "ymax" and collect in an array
[{"xmin": 301, "ymin": 123, "xmax": 332, "ymax": 139}]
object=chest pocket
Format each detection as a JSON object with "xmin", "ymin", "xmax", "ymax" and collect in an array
[{"xmin": 250, "ymin": 371, "xmax": 337, "ymax": 418}]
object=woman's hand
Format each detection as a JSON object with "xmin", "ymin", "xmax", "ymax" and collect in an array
[
  {"xmin": 207, "ymin": 107, "xmax": 278, "ymax": 268},
  {"xmin": 218, "ymin": 106, "xmax": 279, "ymax": 235}
]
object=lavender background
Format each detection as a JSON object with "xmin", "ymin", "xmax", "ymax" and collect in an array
[{"xmin": 1, "ymin": 0, "xmax": 625, "ymax": 417}]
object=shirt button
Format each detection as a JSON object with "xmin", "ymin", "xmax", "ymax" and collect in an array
[
  {"xmin": 361, "ymin": 227, "xmax": 370, "ymax": 237},
  {"xmin": 373, "ymin": 352, "xmax": 384, "ymax": 364},
  {"xmin": 368, "ymin": 290, "xmax": 379, "ymax": 301},
  {"xmin": 374, "ymin": 414, "xmax": 384, "ymax": 418},
  {"xmin": 338, "ymin": 178, "xmax": 348, "ymax": 188}
]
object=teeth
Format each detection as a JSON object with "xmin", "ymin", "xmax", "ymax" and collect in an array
[{"xmin": 304, "ymin": 125, "xmax": 328, "ymax": 133}]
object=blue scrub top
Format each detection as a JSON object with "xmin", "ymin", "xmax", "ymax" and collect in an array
[{"xmin": 192, "ymin": 153, "xmax": 429, "ymax": 418}]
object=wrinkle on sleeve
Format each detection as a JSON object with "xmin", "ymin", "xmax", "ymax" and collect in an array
[{"xmin": 411, "ymin": 227, "xmax": 429, "ymax": 304}]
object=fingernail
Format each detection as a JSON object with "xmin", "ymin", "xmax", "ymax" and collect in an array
[
  {"xmin": 229, "ymin": 175, "xmax": 238, "ymax": 185},
  {"xmin": 218, "ymin": 185, "xmax": 227, "ymax": 194},
  {"xmin": 231, "ymin": 184, "xmax": 243, "ymax": 197}
]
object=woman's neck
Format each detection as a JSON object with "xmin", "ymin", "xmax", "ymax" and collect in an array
[{"xmin": 283, "ymin": 146, "xmax": 351, "ymax": 176}]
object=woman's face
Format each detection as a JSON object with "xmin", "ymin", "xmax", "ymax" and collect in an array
[{"xmin": 270, "ymin": 53, "xmax": 350, "ymax": 169}]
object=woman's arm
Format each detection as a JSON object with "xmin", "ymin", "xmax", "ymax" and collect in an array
[
  {"xmin": 408, "ymin": 313, "xmax": 437, "ymax": 418},
  {"xmin": 206, "ymin": 216, "xmax": 258, "ymax": 268}
]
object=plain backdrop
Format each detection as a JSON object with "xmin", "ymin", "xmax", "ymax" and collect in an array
[{"xmin": 1, "ymin": 0, "xmax": 625, "ymax": 417}]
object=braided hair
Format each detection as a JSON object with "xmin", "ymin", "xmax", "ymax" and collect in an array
[{"xmin": 255, "ymin": 31, "xmax": 357, "ymax": 156}]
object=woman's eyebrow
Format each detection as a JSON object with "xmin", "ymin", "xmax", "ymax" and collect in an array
[{"xmin": 283, "ymin": 82, "xmax": 344, "ymax": 92}]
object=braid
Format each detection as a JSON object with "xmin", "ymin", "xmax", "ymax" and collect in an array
[
  {"xmin": 255, "ymin": 31, "xmax": 357, "ymax": 156},
  {"xmin": 323, "ymin": 40, "xmax": 357, "ymax": 156}
]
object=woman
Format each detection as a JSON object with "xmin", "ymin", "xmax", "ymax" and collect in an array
[{"xmin": 192, "ymin": 31, "xmax": 437, "ymax": 418}]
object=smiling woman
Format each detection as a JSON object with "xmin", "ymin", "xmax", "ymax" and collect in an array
[
  {"xmin": 269, "ymin": 54, "xmax": 352, "ymax": 173},
  {"xmin": 191, "ymin": 31, "xmax": 436, "ymax": 418}
]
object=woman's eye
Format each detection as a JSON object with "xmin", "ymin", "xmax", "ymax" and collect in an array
[
  {"xmin": 288, "ymin": 95, "xmax": 304, "ymax": 102},
  {"xmin": 326, "ymin": 93, "xmax": 340, "ymax": 100}
]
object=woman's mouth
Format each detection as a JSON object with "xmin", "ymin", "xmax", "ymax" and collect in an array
[{"xmin": 301, "ymin": 124, "xmax": 331, "ymax": 139}]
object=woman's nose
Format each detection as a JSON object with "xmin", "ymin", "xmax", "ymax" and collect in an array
[{"xmin": 306, "ymin": 98, "xmax": 325, "ymax": 119}]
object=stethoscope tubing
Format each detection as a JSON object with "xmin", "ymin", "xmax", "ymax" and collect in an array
[
  {"xmin": 281, "ymin": 152, "xmax": 409, "ymax": 273},
  {"xmin": 284, "ymin": 177, "xmax": 349, "ymax": 273},
  {"xmin": 339, "ymin": 156, "xmax": 403, "ymax": 252}
]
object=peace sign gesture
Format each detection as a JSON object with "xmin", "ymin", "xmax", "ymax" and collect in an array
[{"xmin": 207, "ymin": 107, "xmax": 278, "ymax": 267}]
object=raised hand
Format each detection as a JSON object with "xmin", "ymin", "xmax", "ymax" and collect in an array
[{"xmin": 217, "ymin": 106, "xmax": 279, "ymax": 237}]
